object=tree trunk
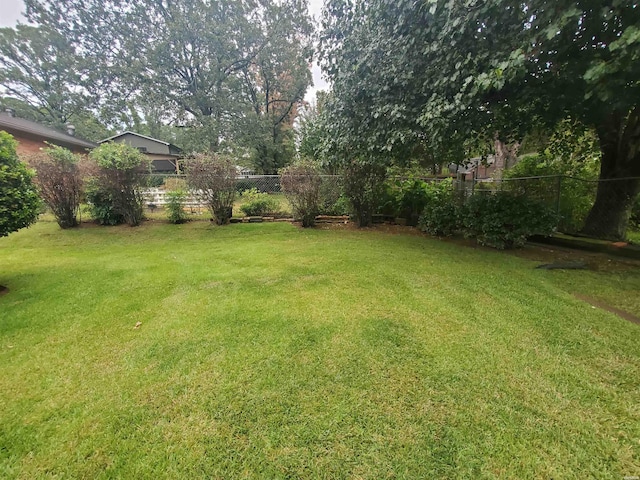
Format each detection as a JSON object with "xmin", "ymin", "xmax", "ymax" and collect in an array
[{"xmin": 581, "ymin": 109, "xmax": 640, "ymax": 240}]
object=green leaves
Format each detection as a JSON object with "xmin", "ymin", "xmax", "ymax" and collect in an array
[{"xmin": 0, "ymin": 131, "xmax": 41, "ymax": 237}]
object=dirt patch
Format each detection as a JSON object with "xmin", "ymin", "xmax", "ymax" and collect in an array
[
  {"xmin": 573, "ymin": 293, "xmax": 640, "ymax": 326},
  {"xmin": 512, "ymin": 244, "xmax": 640, "ymax": 273},
  {"xmin": 0, "ymin": 286, "xmax": 8, "ymax": 297}
]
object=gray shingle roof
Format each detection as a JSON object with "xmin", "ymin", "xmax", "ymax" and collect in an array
[{"xmin": 0, "ymin": 112, "xmax": 97, "ymax": 149}]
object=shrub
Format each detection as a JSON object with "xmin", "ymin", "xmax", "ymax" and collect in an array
[
  {"xmin": 239, "ymin": 188, "xmax": 279, "ymax": 217},
  {"xmin": 166, "ymin": 190, "xmax": 188, "ymax": 224},
  {"xmin": 386, "ymin": 177, "xmax": 432, "ymax": 225},
  {"xmin": 280, "ymin": 161, "xmax": 322, "ymax": 227},
  {"xmin": 342, "ymin": 160, "xmax": 387, "ymax": 227},
  {"xmin": 85, "ymin": 179, "xmax": 125, "ymax": 226},
  {"xmin": 418, "ymin": 179, "xmax": 460, "ymax": 236},
  {"xmin": 89, "ymin": 142, "xmax": 148, "ymax": 226},
  {"xmin": 503, "ymin": 153, "xmax": 599, "ymax": 233},
  {"xmin": 321, "ymin": 194, "xmax": 350, "ymax": 216},
  {"xmin": 631, "ymin": 194, "xmax": 640, "ymax": 231},
  {"xmin": 31, "ymin": 145, "xmax": 83, "ymax": 229},
  {"xmin": 144, "ymin": 175, "xmax": 165, "ymax": 188},
  {"xmin": 462, "ymin": 192, "xmax": 557, "ymax": 249},
  {"xmin": 185, "ymin": 153, "xmax": 236, "ymax": 225},
  {"xmin": 0, "ymin": 131, "xmax": 40, "ymax": 237}
]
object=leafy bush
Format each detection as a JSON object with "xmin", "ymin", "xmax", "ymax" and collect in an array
[
  {"xmin": 342, "ymin": 160, "xmax": 387, "ymax": 227},
  {"xmin": 320, "ymin": 194, "xmax": 350, "ymax": 216},
  {"xmin": 418, "ymin": 179, "xmax": 460, "ymax": 236},
  {"xmin": 186, "ymin": 153, "xmax": 236, "ymax": 225},
  {"xmin": 280, "ymin": 161, "xmax": 322, "ymax": 227},
  {"xmin": 166, "ymin": 190, "xmax": 188, "ymax": 224},
  {"xmin": 462, "ymin": 192, "xmax": 557, "ymax": 249},
  {"xmin": 631, "ymin": 194, "xmax": 640, "ymax": 231},
  {"xmin": 89, "ymin": 142, "xmax": 148, "ymax": 226},
  {"xmin": 85, "ymin": 179, "xmax": 125, "ymax": 226},
  {"xmin": 31, "ymin": 145, "xmax": 83, "ymax": 229},
  {"xmin": 144, "ymin": 175, "xmax": 165, "ymax": 188},
  {"xmin": 385, "ymin": 177, "xmax": 432, "ymax": 225},
  {"xmin": 317, "ymin": 176, "xmax": 346, "ymax": 215},
  {"xmin": 239, "ymin": 188, "xmax": 279, "ymax": 217},
  {"xmin": 504, "ymin": 153, "xmax": 599, "ymax": 233},
  {"xmin": 0, "ymin": 131, "xmax": 40, "ymax": 237}
]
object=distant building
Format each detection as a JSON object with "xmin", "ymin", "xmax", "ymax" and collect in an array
[
  {"xmin": 100, "ymin": 131, "xmax": 183, "ymax": 174},
  {"xmin": 449, "ymin": 155, "xmax": 500, "ymax": 181},
  {"xmin": 0, "ymin": 108, "xmax": 97, "ymax": 156}
]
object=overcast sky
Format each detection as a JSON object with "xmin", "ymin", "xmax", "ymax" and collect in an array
[{"xmin": 0, "ymin": 0, "xmax": 328, "ymax": 101}]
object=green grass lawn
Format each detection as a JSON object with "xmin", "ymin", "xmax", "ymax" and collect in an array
[{"xmin": 1, "ymin": 220, "xmax": 639, "ymax": 479}]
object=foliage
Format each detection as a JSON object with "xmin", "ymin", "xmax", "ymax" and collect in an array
[
  {"xmin": 342, "ymin": 160, "xmax": 387, "ymax": 227},
  {"xmin": 144, "ymin": 175, "xmax": 165, "ymax": 188},
  {"xmin": 21, "ymin": 0, "xmax": 313, "ymax": 157},
  {"xmin": 239, "ymin": 188, "xmax": 279, "ymax": 217},
  {"xmin": 0, "ymin": 25, "xmax": 113, "ymax": 140},
  {"xmin": 0, "ymin": 131, "xmax": 40, "ymax": 237},
  {"xmin": 462, "ymin": 192, "xmax": 557, "ymax": 249},
  {"xmin": 631, "ymin": 195, "xmax": 640, "ymax": 231},
  {"xmin": 186, "ymin": 153, "xmax": 236, "ymax": 225},
  {"xmin": 384, "ymin": 177, "xmax": 434, "ymax": 226},
  {"xmin": 85, "ymin": 179, "xmax": 124, "ymax": 226},
  {"xmin": 320, "ymin": 0, "xmax": 640, "ymax": 239},
  {"xmin": 166, "ymin": 190, "xmax": 188, "ymax": 224},
  {"xmin": 88, "ymin": 142, "xmax": 147, "ymax": 226},
  {"xmin": 30, "ymin": 145, "xmax": 83, "ymax": 229},
  {"xmin": 417, "ymin": 179, "xmax": 461, "ymax": 237},
  {"xmin": 280, "ymin": 161, "xmax": 322, "ymax": 227},
  {"xmin": 297, "ymin": 91, "xmax": 330, "ymax": 164},
  {"xmin": 504, "ymin": 154, "xmax": 598, "ymax": 233},
  {"xmin": 317, "ymin": 175, "xmax": 348, "ymax": 216}
]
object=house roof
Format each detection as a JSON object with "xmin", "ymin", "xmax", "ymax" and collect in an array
[
  {"xmin": 0, "ymin": 111, "xmax": 98, "ymax": 149},
  {"xmin": 100, "ymin": 131, "xmax": 182, "ymax": 152}
]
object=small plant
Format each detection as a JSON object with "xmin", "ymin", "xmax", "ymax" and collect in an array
[
  {"xmin": 418, "ymin": 179, "xmax": 460, "ymax": 236},
  {"xmin": 239, "ymin": 188, "xmax": 279, "ymax": 217},
  {"xmin": 280, "ymin": 161, "xmax": 322, "ymax": 227},
  {"xmin": 461, "ymin": 191, "xmax": 557, "ymax": 249},
  {"xmin": 166, "ymin": 190, "xmax": 188, "ymax": 224},
  {"xmin": 185, "ymin": 153, "xmax": 236, "ymax": 225},
  {"xmin": 31, "ymin": 145, "xmax": 83, "ymax": 229}
]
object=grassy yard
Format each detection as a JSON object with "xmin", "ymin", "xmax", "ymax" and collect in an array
[{"xmin": 1, "ymin": 220, "xmax": 639, "ymax": 479}]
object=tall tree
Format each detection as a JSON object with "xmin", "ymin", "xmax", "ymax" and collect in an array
[
  {"xmin": 23, "ymin": 0, "xmax": 313, "ymax": 159},
  {"xmin": 321, "ymin": 0, "xmax": 640, "ymax": 239},
  {"xmin": 238, "ymin": 0, "xmax": 313, "ymax": 173},
  {"xmin": 0, "ymin": 25, "xmax": 111, "ymax": 141}
]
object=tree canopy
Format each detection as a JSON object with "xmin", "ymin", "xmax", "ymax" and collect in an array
[
  {"xmin": 9, "ymin": 0, "xmax": 314, "ymax": 171},
  {"xmin": 320, "ymin": 0, "xmax": 640, "ymax": 239}
]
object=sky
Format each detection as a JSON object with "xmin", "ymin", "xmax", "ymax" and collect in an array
[{"xmin": 0, "ymin": 0, "xmax": 328, "ymax": 101}]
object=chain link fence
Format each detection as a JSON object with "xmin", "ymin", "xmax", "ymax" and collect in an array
[
  {"xmin": 142, "ymin": 173, "xmax": 640, "ymax": 238},
  {"xmin": 459, "ymin": 175, "xmax": 640, "ymax": 238}
]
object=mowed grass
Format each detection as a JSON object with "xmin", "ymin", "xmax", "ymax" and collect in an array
[{"xmin": 0, "ymin": 220, "xmax": 639, "ymax": 479}]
